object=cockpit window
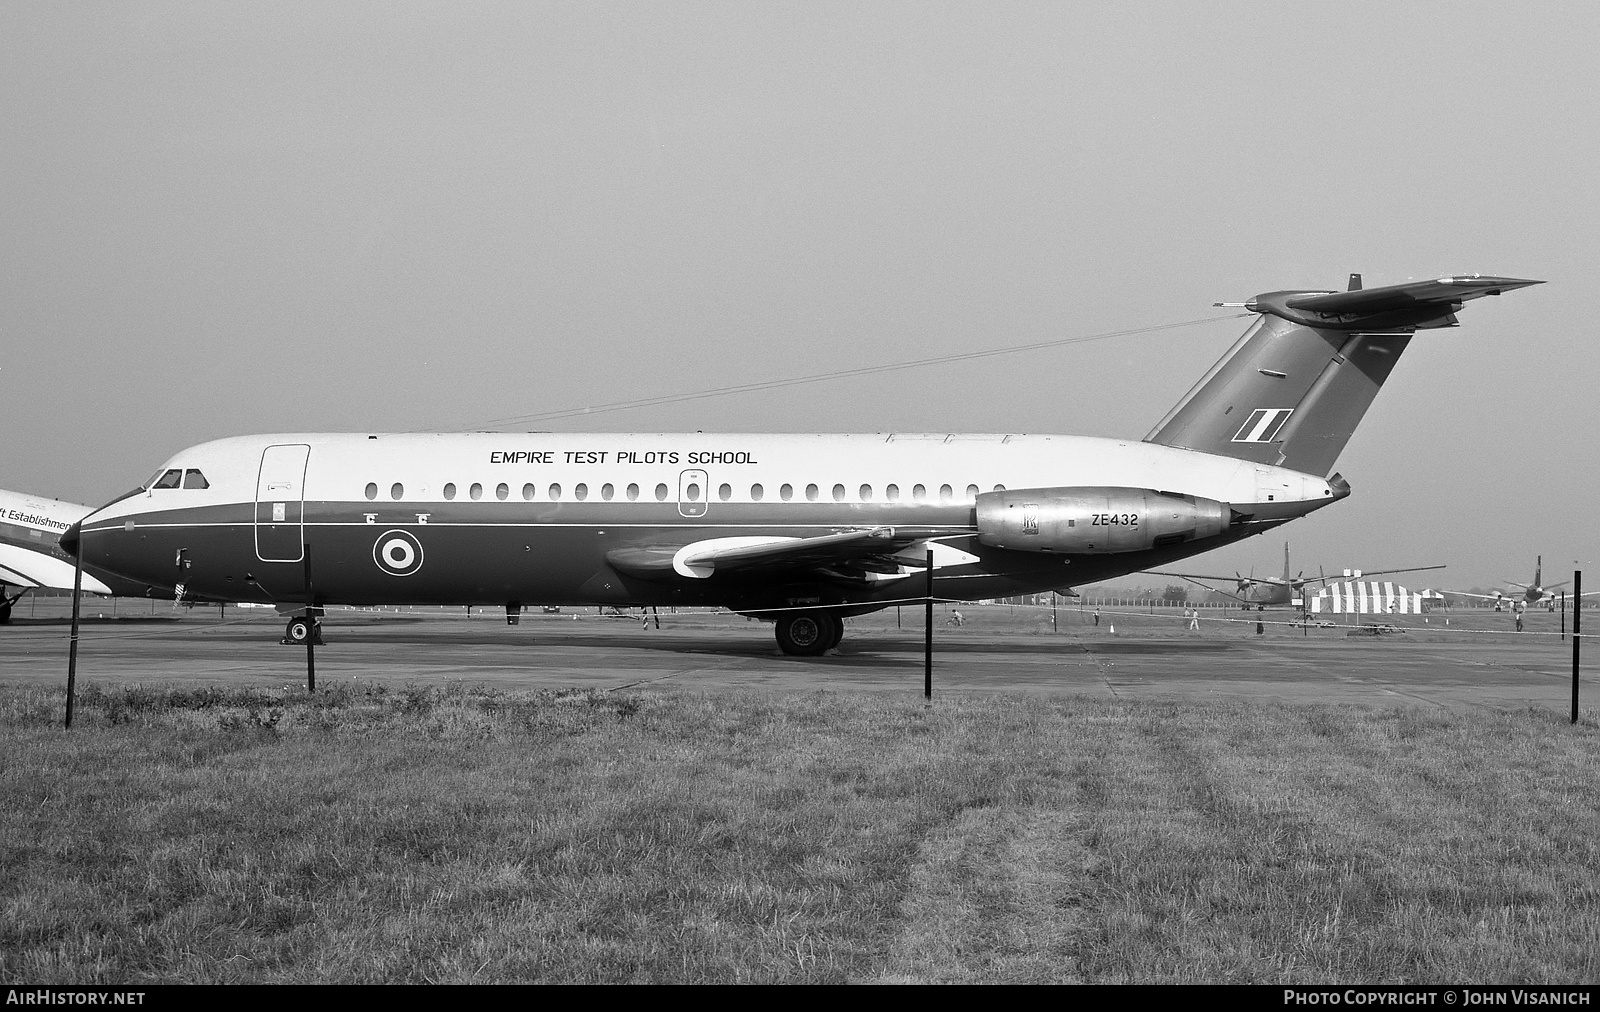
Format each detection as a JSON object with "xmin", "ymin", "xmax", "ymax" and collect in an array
[
  {"xmin": 151, "ymin": 469, "xmax": 183, "ymax": 489},
  {"xmin": 182, "ymin": 469, "xmax": 209, "ymax": 489}
]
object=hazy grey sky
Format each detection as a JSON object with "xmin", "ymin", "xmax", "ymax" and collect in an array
[{"xmin": 3, "ymin": 2, "xmax": 1594, "ymax": 589}]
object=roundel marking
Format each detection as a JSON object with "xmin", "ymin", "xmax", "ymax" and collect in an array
[{"xmin": 373, "ymin": 530, "xmax": 424, "ymax": 577}]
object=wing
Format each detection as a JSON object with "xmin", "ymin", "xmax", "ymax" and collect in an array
[
  {"xmin": 1311, "ymin": 564, "xmax": 1446, "ymax": 584},
  {"xmin": 1141, "ymin": 571, "xmax": 1254, "ymax": 603},
  {"xmin": 1142, "ymin": 570, "xmax": 1261, "ymax": 584},
  {"xmin": 0, "ymin": 543, "xmax": 114, "ymax": 595},
  {"xmin": 606, "ymin": 526, "xmax": 968, "ymax": 582}
]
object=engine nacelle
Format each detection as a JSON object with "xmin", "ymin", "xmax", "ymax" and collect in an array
[{"xmin": 975, "ymin": 487, "xmax": 1229, "ymax": 554}]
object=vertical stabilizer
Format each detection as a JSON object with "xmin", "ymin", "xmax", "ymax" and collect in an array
[{"xmin": 1145, "ymin": 275, "xmax": 1542, "ymax": 476}]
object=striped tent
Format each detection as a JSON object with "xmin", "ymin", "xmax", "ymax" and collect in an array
[{"xmin": 1305, "ymin": 582, "xmax": 1436, "ymax": 615}]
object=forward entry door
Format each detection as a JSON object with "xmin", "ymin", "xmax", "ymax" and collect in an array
[{"xmin": 255, "ymin": 444, "xmax": 310, "ymax": 562}]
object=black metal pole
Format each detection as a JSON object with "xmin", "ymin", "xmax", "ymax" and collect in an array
[
  {"xmin": 924, "ymin": 548, "xmax": 933, "ymax": 701},
  {"xmin": 65, "ymin": 544, "xmax": 84, "ymax": 729},
  {"xmin": 304, "ymin": 543, "xmax": 315, "ymax": 693},
  {"xmin": 1572, "ymin": 571, "xmax": 1581, "ymax": 725}
]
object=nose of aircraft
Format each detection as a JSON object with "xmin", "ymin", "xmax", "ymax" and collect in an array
[{"xmin": 59, "ymin": 521, "xmax": 81, "ymax": 558}]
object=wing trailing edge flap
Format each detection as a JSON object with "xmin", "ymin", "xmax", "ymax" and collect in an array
[{"xmin": 605, "ymin": 526, "xmax": 974, "ymax": 581}]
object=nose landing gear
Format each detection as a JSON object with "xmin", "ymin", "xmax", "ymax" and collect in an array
[{"xmin": 282, "ymin": 614, "xmax": 323, "ymax": 646}]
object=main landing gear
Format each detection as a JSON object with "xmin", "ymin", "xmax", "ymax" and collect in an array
[
  {"xmin": 774, "ymin": 611, "xmax": 843, "ymax": 657},
  {"xmin": 282, "ymin": 615, "xmax": 323, "ymax": 646}
]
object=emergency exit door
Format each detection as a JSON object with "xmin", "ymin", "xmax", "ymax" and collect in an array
[
  {"xmin": 255, "ymin": 444, "xmax": 310, "ymax": 562},
  {"xmin": 678, "ymin": 469, "xmax": 709, "ymax": 518}
]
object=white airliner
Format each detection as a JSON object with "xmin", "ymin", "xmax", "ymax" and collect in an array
[
  {"xmin": 0, "ymin": 488, "xmax": 165, "ymax": 621},
  {"xmin": 1448, "ymin": 556, "xmax": 1598, "ymax": 610},
  {"xmin": 62, "ymin": 274, "xmax": 1541, "ymax": 654}
]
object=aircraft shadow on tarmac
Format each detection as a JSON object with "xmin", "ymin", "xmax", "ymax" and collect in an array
[{"xmin": 309, "ymin": 627, "xmax": 1242, "ymax": 666}]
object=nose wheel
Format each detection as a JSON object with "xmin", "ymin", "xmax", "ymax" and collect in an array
[
  {"xmin": 774, "ymin": 611, "xmax": 841, "ymax": 656},
  {"xmin": 282, "ymin": 616, "xmax": 323, "ymax": 646}
]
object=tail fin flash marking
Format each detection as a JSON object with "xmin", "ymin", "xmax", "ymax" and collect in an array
[{"xmin": 1232, "ymin": 408, "xmax": 1295, "ymax": 443}]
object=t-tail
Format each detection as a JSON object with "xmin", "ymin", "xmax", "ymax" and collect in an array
[{"xmin": 1145, "ymin": 274, "xmax": 1542, "ymax": 477}]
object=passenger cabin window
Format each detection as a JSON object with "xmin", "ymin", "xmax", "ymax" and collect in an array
[
  {"xmin": 182, "ymin": 469, "xmax": 209, "ymax": 489},
  {"xmin": 364, "ymin": 483, "xmax": 378, "ymax": 501},
  {"xmin": 470, "ymin": 483, "xmax": 483, "ymax": 501},
  {"xmin": 575, "ymin": 483, "xmax": 589, "ymax": 501},
  {"xmin": 601, "ymin": 483, "xmax": 615, "ymax": 501},
  {"xmin": 832, "ymin": 484, "xmax": 846, "ymax": 502},
  {"xmin": 550, "ymin": 483, "xmax": 562, "ymax": 501},
  {"xmin": 718, "ymin": 483, "xmax": 731, "ymax": 501},
  {"xmin": 654, "ymin": 483, "xmax": 668, "ymax": 502},
  {"xmin": 886, "ymin": 484, "xmax": 899, "ymax": 501},
  {"xmin": 780, "ymin": 484, "xmax": 793, "ymax": 501},
  {"xmin": 940, "ymin": 484, "xmax": 953, "ymax": 504},
  {"xmin": 522, "ymin": 483, "xmax": 536, "ymax": 501},
  {"xmin": 805, "ymin": 484, "xmax": 819, "ymax": 502},
  {"xmin": 443, "ymin": 483, "xmax": 457, "ymax": 501},
  {"xmin": 390, "ymin": 483, "xmax": 404, "ymax": 500},
  {"xmin": 966, "ymin": 484, "xmax": 979, "ymax": 500},
  {"xmin": 152, "ymin": 469, "xmax": 183, "ymax": 490},
  {"xmin": 751, "ymin": 483, "xmax": 764, "ymax": 501},
  {"xmin": 496, "ymin": 483, "xmax": 509, "ymax": 501},
  {"xmin": 626, "ymin": 483, "xmax": 639, "ymax": 501},
  {"xmin": 859, "ymin": 484, "xmax": 872, "ymax": 501},
  {"xmin": 912, "ymin": 484, "xmax": 927, "ymax": 502}
]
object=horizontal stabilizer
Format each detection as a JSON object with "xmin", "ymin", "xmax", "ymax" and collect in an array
[{"xmin": 1251, "ymin": 276, "xmax": 1543, "ymax": 332}]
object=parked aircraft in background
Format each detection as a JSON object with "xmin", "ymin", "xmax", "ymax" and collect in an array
[
  {"xmin": 1144, "ymin": 542, "xmax": 1445, "ymax": 608},
  {"xmin": 0, "ymin": 488, "xmax": 168, "ymax": 622},
  {"xmin": 1446, "ymin": 556, "xmax": 1598, "ymax": 610},
  {"xmin": 61, "ymin": 274, "xmax": 1541, "ymax": 655}
]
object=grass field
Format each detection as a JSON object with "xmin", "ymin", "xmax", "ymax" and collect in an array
[{"xmin": 3, "ymin": 682, "xmax": 1598, "ymax": 983}]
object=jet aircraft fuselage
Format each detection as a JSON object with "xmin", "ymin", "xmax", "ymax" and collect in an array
[{"xmin": 70, "ymin": 432, "xmax": 1337, "ymax": 622}]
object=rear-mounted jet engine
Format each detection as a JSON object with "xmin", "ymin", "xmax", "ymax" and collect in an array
[{"xmin": 975, "ymin": 487, "xmax": 1229, "ymax": 554}]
